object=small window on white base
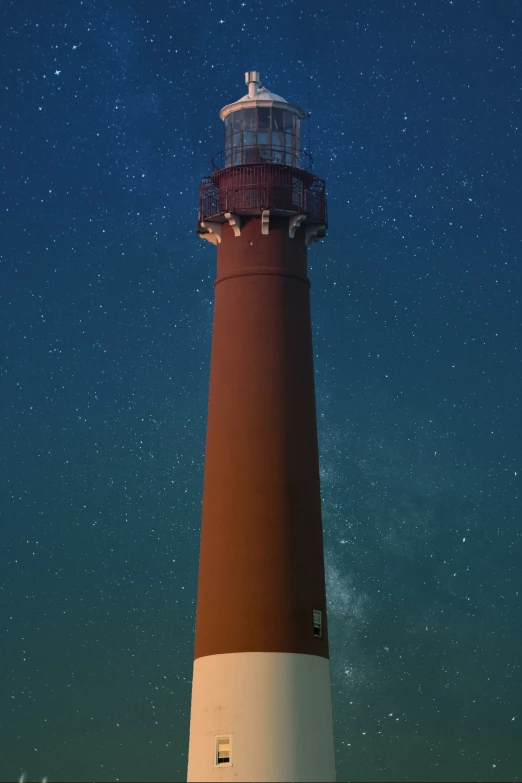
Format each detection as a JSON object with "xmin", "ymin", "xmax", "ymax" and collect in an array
[
  {"xmin": 215, "ymin": 735, "xmax": 232, "ymax": 767},
  {"xmin": 313, "ymin": 609, "xmax": 323, "ymax": 638}
]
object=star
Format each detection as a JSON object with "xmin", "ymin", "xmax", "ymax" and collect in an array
[
  {"xmin": 72, "ymin": 45, "xmax": 79, "ymax": 50},
  {"xmin": 54, "ymin": 70, "xmax": 61, "ymax": 75}
]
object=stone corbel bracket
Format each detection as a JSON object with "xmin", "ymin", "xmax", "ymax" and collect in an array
[
  {"xmin": 261, "ymin": 210, "xmax": 270, "ymax": 235},
  {"xmin": 224, "ymin": 212, "xmax": 242, "ymax": 237},
  {"xmin": 305, "ymin": 224, "xmax": 326, "ymax": 246},
  {"xmin": 288, "ymin": 214, "xmax": 307, "ymax": 238},
  {"xmin": 200, "ymin": 222, "xmax": 222, "ymax": 245}
]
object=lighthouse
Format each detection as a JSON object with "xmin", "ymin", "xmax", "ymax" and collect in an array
[{"xmin": 186, "ymin": 71, "xmax": 335, "ymax": 782}]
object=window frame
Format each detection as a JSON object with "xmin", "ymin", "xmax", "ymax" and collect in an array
[
  {"xmin": 313, "ymin": 609, "xmax": 323, "ymax": 638},
  {"xmin": 214, "ymin": 734, "xmax": 233, "ymax": 768}
]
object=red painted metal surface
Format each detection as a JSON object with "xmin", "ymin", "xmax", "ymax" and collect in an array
[
  {"xmin": 194, "ymin": 217, "xmax": 330, "ymax": 660},
  {"xmin": 199, "ymin": 163, "xmax": 327, "ymax": 225}
]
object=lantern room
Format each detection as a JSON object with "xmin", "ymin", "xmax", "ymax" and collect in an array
[
  {"xmin": 198, "ymin": 70, "xmax": 327, "ymax": 246},
  {"xmin": 217, "ymin": 71, "xmax": 307, "ymax": 169}
]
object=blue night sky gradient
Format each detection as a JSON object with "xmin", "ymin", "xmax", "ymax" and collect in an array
[{"xmin": 1, "ymin": 0, "xmax": 521, "ymax": 781}]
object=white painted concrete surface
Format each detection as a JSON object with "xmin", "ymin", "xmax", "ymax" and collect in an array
[{"xmin": 187, "ymin": 651, "xmax": 336, "ymax": 782}]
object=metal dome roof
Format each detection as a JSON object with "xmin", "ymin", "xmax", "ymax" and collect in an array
[
  {"xmin": 219, "ymin": 72, "xmax": 306, "ymax": 121},
  {"xmin": 235, "ymin": 86, "xmax": 288, "ymax": 105}
]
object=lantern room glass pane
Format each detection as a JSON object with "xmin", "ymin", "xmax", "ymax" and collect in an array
[
  {"xmin": 285, "ymin": 128, "xmax": 294, "ymax": 158},
  {"xmin": 257, "ymin": 107, "xmax": 270, "ymax": 129},
  {"xmin": 272, "ymin": 109, "xmax": 285, "ymax": 153},
  {"xmin": 243, "ymin": 108, "xmax": 256, "ymax": 130},
  {"xmin": 272, "ymin": 108, "xmax": 284, "ymax": 130},
  {"xmin": 223, "ymin": 106, "xmax": 301, "ymax": 168}
]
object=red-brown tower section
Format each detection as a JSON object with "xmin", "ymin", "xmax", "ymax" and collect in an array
[{"xmin": 186, "ymin": 71, "xmax": 335, "ymax": 783}]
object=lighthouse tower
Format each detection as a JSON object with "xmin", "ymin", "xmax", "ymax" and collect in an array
[{"xmin": 186, "ymin": 71, "xmax": 335, "ymax": 783}]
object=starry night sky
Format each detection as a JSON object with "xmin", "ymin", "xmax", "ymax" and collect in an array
[{"xmin": 1, "ymin": 0, "xmax": 521, "ymax": 781}]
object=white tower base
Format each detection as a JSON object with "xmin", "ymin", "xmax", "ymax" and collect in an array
[{"xmin": 187, "ymin": 651, "xmax": 336, "ymax": 782}]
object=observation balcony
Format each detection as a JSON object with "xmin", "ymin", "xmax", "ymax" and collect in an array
[{"xmin": 198, "ymin": 146, "xmax": 327, "ymax": 244}]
